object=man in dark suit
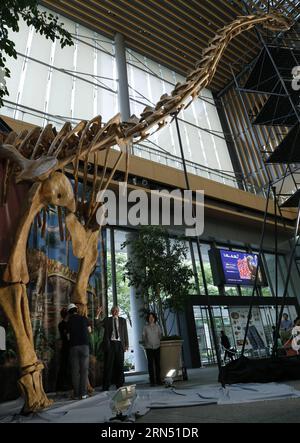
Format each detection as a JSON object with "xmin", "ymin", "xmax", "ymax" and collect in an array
[{"xmin": 102, "ymin": 306, "xmax": 129, "ymax": 391}]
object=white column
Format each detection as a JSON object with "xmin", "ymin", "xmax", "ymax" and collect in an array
[
  {"xmin": 126, "ymin": 232, "xmax": 147, "ymax": 372},
  {"xmin": 114, "ymin": 33, "xmax": 131, "ymax": 122}
]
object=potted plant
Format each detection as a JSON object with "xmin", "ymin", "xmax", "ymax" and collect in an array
[
  {"xmin": 89, "ymin": 321, "xmax": 105, "ymax": 387},
  {"xmin": 122, "ymin": 226, "xmax": 193, "ymax": 380}
]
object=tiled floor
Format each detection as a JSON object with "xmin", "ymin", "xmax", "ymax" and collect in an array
[{"xmin": 2, "ymin": 365, "xmax": 300, "ymax": 423}]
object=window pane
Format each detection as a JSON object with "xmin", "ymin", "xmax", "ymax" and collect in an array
[
  {"xmin": 4, "ymin": 7, "xmax": 118, "ymax": 128},
  {"xmin": 126, "ymin": 49, "xmax": 235, "ymax": 187},
  {"xmin": 199, "ymin": 244, "xmax": 219, "ymax": 295}
]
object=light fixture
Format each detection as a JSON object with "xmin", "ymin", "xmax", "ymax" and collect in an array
[
  {"xmin": 164, "ymin": 369, "xmax": 176, "ymax": 387},
  {"xmin": 109, "ymin": 385, "xmax": 136, "ymax": 421}
]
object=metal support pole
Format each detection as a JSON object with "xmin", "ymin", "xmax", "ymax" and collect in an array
[
  {"xmin": 214, "ymin": 93, "xmax": 245, "ymax": 191},
  {"xmin": 241, "ymin": 182, "xmax": 272, "ymax": 355},
  {"xmin": 189, "ymin": 239, "xmax": 201, "ymax": 295},
  {"xmin": 175, "ymin": 115, "xmax": 191, "ymax": 191},
  {"xmin": 174, "ymin": 114, "xmax": 222, "ymax": 371},
  {"xmin": 272, "ymin": 199, "xmax": 300, "ymax": 357},
  {"xmin": 241, "ymin": 0, "xmax": 300, "ymax": 124},
  {"xmin": 273, "ymin": 186, "xmax": 279, "ymax": 325},
  {"xmin": 261, "ymin": 41, "xmax": 300, "ymax": 123},
  {"xmin": 244, "ymin": 3, "xmax": 300, "ymax": 353}
]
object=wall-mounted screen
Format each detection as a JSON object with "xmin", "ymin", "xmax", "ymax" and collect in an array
[{"xmin": 209, "ymin": 248, "xmax": 268, "ymax": 287}]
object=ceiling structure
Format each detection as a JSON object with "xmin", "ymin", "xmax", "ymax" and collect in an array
[{"xmin": 40, "ymin": 0, "xmax": 300, "ymax": 93}]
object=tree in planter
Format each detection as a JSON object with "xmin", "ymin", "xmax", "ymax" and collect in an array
[
  {"xmin": 0, "ymin": 0, "xmax": 73, "ymax": 107},
  {"xmin": 89, "ymin": 325, "xmax": 104, "ymax": 387},
  {"xmin": 122, "ymin": 226, "xmax": 194, "ymax": 337}
]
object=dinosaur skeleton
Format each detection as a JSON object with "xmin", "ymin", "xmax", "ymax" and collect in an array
[{"xmin": 0, "ymin": 12, "xmax": 292, "ymax": 413}]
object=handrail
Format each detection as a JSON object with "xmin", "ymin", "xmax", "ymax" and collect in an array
[{"xmin": 134, "ymin": 141, "xmax": 268, "ymax": 196}]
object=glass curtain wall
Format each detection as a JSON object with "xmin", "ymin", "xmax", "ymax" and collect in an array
[
  {"xmin": 193, "ymin": 304, "xmax": 298, "ymax": 366},
  {"xmin": 106, "ymin": 228, "xmax": 135, "ymax": 372},
  {"xmin": 3, "ymin": 6, "xmax": 118, "ymax": 127},
  {"xmin": 189, "ymin": 241, "xmax": 289, "ymax": 298},
  {"xmin": 105, "ymin": 230, "xmax": 298, "ymax": 368},
  {"xmin": 126, "ymin": 48, "xmax": 235, "ymax": 187},
  {"xmin": 3, "ymin": 5, "xmax": 237, "ymax": 188}
]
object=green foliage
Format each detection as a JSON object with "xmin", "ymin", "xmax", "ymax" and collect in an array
[
  {"xmin": 107, "ymin": 252, "xmax": 132, "ymax": 326},
  {"xmin": 34, "ymin": 326, "xmax": 55, "ymax": 362},
  {"xmin": 124, "ymin": 356, "xmax": 134, "ymax": 370},
  {"xmin": 89, "ymin": 326, "xmax": 104, "ymax": 362},
  {"xmin": 197, "ymin": 262, "xmax": 220, "ymax": 295},
  {"xmin": 0, "ymin": 0, "xmax": 74, "ymax": 107},
  {"xmin": 122, "ymin": 226, "xmax": 194, "ymax": 336}
]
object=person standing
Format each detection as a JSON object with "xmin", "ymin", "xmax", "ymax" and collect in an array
[
  {"xmin": 102, "ymin": 306, "xmax": 128, "ymax": 391},
  {"xmin": 56, "ymin": 307, "xmax": 71, "ymax": 392},
  {"xmin": 142, "ymin": 312, "xmax": 162, "ymax": 386},
  {"xmin": 66, "ymin": 303, "xmax": 91, "ymax": 400},
  {"xmin": 220, "ymin": 330, "xmax": 234, "ymax": 362},
  {"xmin": 280, "ymin": 313, "xmax": 293, "ymax": 344}
]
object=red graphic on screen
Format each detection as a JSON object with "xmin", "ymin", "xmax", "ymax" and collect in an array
[{"xmin": 237, "ymin": 257, "xmax": 252, "ymax": 279}]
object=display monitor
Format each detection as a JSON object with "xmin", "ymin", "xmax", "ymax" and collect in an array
[{"xmin": 209, "ymin": 248, "xmax": 268, "ymax": 287}]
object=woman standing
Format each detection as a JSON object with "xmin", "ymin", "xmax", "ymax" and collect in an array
[{"xmin": 142, "ymin": 312, "xmax": 162, "ymax": 386}]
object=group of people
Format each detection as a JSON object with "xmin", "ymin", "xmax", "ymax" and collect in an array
[
  {"xmin": 220, "ymin": 313, "xmax": 300, "ymax": 364},
  {"xmin": 57, "ymin": 305, "xmax": 299, "ymax": 396},
  {"xmin": 274, "ymin": 313, "xmax": 300, "ymax": 355},
  {"xmin": 56, "ymin": 304, "xmax": 163, "ymax": 399},
  {"xmin": 57, "ymin": 303, "xmax": 91, "ymax": 399}
]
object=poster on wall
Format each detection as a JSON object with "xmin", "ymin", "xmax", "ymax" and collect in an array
[{"xmin": 228, "ymin": 306, "xmax": 267, "ymax": 350}]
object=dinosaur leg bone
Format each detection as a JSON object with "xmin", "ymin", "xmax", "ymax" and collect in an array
[
  {"xmin": 66, "ymin": 212, "xmax": 92, "ymax": 258},
  {"xmin": 74, "ymin": 229, "xmax": 99, "ymax": 315},
  {"xmin": 3, "ymin": 183, "xmax": 44, "ymax": 284},
  {"xmin": 66, "ymin": 213, "xmax": 100, "ymax": 314},
  {"xmin": 2, "ymin": 172, "xmax": 75, "ymax": 412},
  {"xmin": 0, "ymin": 284, "xmax": 53, "ymax": 413}
]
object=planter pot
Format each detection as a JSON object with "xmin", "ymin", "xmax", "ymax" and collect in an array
[
  {"xmin": 160, "ymin": 339, "xmax": 183, "ymax": 381},
  {"xmin": 89, "ymin": 355, "xmax": 103, "ymax": 387}
]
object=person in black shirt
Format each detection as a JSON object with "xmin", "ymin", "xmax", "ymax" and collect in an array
[
  {"xmin": 56, "ymin": 307, "xmax": 71, "ymax": 392},
  {"xmin": 220, "ymin": 330, "xmax": 234, "ymax": 362},
  {"xmin": 66, "ymin": 303, "xmax": 91, "ymax": 399}
]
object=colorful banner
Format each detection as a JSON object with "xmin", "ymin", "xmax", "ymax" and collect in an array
[{"xmin": 229, "ymin": 306, "xmax": 267, "ymax": 350}]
